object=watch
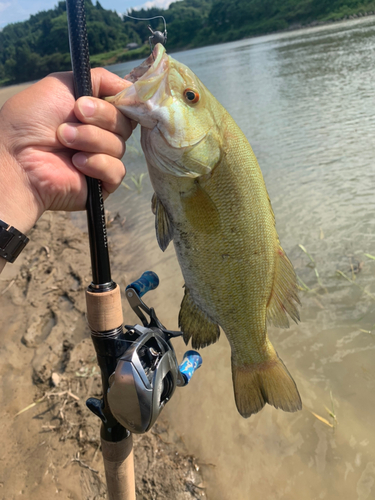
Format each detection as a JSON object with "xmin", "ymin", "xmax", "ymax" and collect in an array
[{"xmin": 0, "ymin": 219, "xmax": 29, "ymax": 263}]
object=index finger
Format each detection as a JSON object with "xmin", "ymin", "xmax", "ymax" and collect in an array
[{"xmin": 74, "ymin": 97, "xmax": 133, "ymax": 141}]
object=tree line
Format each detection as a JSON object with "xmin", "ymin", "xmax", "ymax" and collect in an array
[{"xmin": 1, "ymin": 0, "xmax": 375, "ymax": 85}]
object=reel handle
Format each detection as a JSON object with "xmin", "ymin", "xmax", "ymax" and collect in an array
[
  {"xmin": 178, "ymin": 350, "xmax": 202, "ymax": 386},
  {"xmin": 126, "ymin": 271, "xmax": 159, "ymax": 298}
]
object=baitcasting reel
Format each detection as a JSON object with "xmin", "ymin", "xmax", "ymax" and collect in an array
[{"xmin": 106, "ymin": 271, "xmax": 202, "ymax": 434}]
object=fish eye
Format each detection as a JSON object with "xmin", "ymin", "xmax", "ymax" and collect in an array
[{"xmin": 184, "ymin": 88, "xmax": 200, "ymax": 104}]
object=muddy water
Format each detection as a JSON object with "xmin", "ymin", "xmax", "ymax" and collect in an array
[{"xmin": 103, "ymin": 18, "xmax": 375, "ymax": 500}]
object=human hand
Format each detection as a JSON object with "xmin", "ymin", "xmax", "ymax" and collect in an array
[{"xmin": 0, "ymin": 68, "xmax": 132, "ymax": 235}]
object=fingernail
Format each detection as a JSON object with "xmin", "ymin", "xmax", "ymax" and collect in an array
[
  {"xmin": 78, "ymin": 97, "xmax": 96, "ymax": 117},
  {"xmin": 72, "ymin": 153, "xmax": 88, "ymax": 168},
  {"xmin": 60, "ymin": 124, "xmax": 77, "ymax": 144}
]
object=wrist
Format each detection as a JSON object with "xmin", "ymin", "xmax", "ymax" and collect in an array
[{"xmin": 0, "ymin": 143, "xmax": 41, "ymax": 235}]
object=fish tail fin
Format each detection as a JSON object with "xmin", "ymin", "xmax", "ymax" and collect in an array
[{"xmin": 232, "ymin": 354, "xmax": 302, "ymax": 418}]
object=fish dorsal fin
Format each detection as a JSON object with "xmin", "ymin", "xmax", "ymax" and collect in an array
[
  {"xmin": 152, "ymin": 194, "xmax": 174, "ymax": 251},
  {"xmin": 266, "ymin": 246, "xmax": 301, "ymax": 328},
  {"xmin": 179, "ymin": 288, "xmax": 220, "ymax": 349}
]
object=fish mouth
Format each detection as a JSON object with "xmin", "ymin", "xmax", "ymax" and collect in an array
[
  {"xmin": 105, "ymin": 43, "xmax": 169, "ymax": 128},
  {"xmin": 131, "ymin": 43, "xmax": 169, "ymax": 103},
  {"xmin": 124, "ymin": 43, "xmax": 167, "ymax": 86},
  {"xmin": 108, "ymin": 43, "xmax": 169, "ymax": 103}
]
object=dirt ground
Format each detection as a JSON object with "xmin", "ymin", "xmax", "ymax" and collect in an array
[{"xmin": 0, "ymin": 211, "xmax": 206, "ymax": 499}]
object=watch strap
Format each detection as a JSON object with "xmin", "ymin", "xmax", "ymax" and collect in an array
[{"xmin": 0, "ymin": 220, "xmax": 29, "ymax": 263}]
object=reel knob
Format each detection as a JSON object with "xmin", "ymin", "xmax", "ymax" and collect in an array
[
  {"xmin": 178, "ymin": 350, "xmax": 203, "ymax": 386},
  {"xmin": 126, "ymin": 270, "xmax": 159, "ymax": 298}
]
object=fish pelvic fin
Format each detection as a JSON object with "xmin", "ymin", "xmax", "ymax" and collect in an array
[
  {"xmin": 232, "ymin": 355, "xmax": 302, "ymax": 418},
  {"xmin": 179, "ymin": 288, "xmax": 220, "ymax": 348},
  {"xmin": 266, "ymin": 246, "xmax": 301, "ymax": 328},
  {"xmin": 152, "ymin": 194, "xmax": 174, "ymax": 251}
]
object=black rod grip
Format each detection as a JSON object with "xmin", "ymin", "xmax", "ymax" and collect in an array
[{"xmin": 66, "ymin": 0, "xmax": 112, "ymax": 286}]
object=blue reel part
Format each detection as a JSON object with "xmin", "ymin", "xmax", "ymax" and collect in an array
[
  {"xmin": 178, "ymin": 350, "xmax": 202, "ymax": 385},
  {"xmin": 126, "ymin": 271, "xmax": 159, "ymax": 298}
]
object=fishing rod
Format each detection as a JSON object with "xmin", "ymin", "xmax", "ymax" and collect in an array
[
  {"xmin": 65, "ymin": 2, "xmax": 201, "ymax": 498},
  {"xmin": 66, "ymin": 1, "xmax": 133, "ymax": 497}
]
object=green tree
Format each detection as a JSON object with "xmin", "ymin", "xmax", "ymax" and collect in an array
[{"xmin": 1, "ymin": 0, "xmax": 375, "ymax": 85}]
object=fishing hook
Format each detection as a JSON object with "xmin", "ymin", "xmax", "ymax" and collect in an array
[{"xmin": 124, "ymin": 14, "xmax": 167, "ymax": 57}]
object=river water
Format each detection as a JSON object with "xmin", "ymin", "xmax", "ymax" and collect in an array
[{"xmin": 105, "ymin": 17, "xmax": 375, "ymax": 500}]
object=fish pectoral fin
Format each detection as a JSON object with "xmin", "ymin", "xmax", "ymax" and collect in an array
[
  {"xmin": 179, "ymin": 288, "xmax": 220, "ymax": 349},
  {"xmin": 153, "ymin": 195, "xmax": 174, "ymax": 251},
  {"xmin": 181, "ymin": 182, "xmax": 220, "ymax": 234},
  {"xmin": 266, "ymin": 246, "xmax": 301, "ymax": 328},
  {"xmin": 232, "ymin": 354, "xmax": 302, "ymax": 418}
]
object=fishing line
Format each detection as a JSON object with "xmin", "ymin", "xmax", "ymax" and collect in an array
[{"xmin": 123, "ymin": 13, "xmax": 167, "ymax": 54}]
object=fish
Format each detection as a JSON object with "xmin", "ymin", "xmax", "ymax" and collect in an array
[{"xmin": 107, "ymin": 44, "xmax": 302, "ymax": 418}]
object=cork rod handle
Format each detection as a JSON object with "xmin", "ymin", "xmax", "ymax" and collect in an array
[
  {"xmin": 86, "ymin": 284, "xmax": 124, "ymax": 332},
  {"xmin": 101, "ymin": 435, "xmax": 136, "ymax": 500}
]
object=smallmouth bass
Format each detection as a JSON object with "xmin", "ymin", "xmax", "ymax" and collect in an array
[{"xmin": 107, "ymin": 44, "xmax": 302, "ymax": 417}]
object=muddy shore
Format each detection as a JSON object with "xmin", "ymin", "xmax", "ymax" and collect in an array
[
  {"xmin": 0, "ymin": 210, "xmax": 206, "ymax": 499},
  {"xmin": 0, "ymin": 85, "xmax": 206, "ymax": 499}
]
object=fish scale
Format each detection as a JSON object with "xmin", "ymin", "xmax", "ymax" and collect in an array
[{"xmin": 108, "ymin": 44, "xmax": 302, "ymax": 418}]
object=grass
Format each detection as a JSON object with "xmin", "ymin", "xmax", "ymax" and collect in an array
[
  {"xmin": 121, "ymin": 172, "xmax": 147, "ymax": 194},
  {"xmin": 297, "ymin": 243, "xmax": 375, "ymax": 307},
  {"xmin": 325, "ymin": 390, "xmax": 338, "ymax": 428},
  {"xmin": 298, "ymin": 244, "xmax": 328, "ymax": 293},
  {"xmin": 90, "ymin": 45, "xmax": 150, "ymax": 68},
  {"xmin": 14, "ymin": 389, "xmax": 80, "ymax": 417},
  {"xmin": 296, "ymin": 244, "xmax": 375, "ymax": 310},
  {"xmin": 307, "ymin": 391, "xmax": 338, "ymax": 429},
  {"xmin": 0, "ymin": 77, "xmax": 13, "ymax": 87},
  {"xmin": 336, "ymin": 269, "xmax": 375, "ymax": 302}
]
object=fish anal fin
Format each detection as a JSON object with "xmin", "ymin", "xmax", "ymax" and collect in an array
[
  {"xmin": 232, "ymin": 355, "xmax": 302, "ymax": 418},
  {"xmin": 153, "ymin": 195, "xmax": 173, "ymax": 251},
  {"xmin": 179, "ymin": 288, "xmax": 220, "ymax": 349},
  {"xmin": 266, "ymin": 246, "xmax": 301, "ymax": 328}
]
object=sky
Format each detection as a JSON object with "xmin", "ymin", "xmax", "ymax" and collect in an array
[{"xmin": 0, "ymin": 0, "xmax": 176, "ymax": 28}]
